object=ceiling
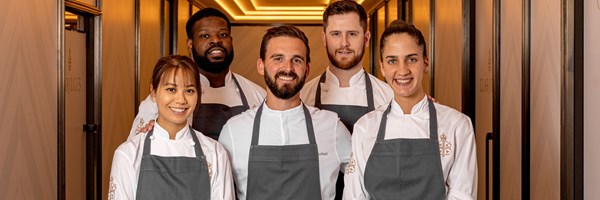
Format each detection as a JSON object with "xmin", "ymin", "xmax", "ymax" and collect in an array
[{"xmin": 196, "ymin": 0, "xmax": 380, "ymax": 24}]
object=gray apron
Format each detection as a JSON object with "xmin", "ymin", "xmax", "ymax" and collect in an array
[
  {"xmin": 246, "ymin": 103, "xmax": 322, "ymax": 200},
  {"xmin": 193, "ymin": 74, "xmax": 249, "ymax": 140},
  {"xmin": 315, "ymin": 71, "xmax": 374, "ymax": 200},
  {"xmin": 136, "ymin": 126, "xmax": 211, "ymax": 200},
  {"xmin": 364, "ymin": 99, "xmax": 446, "ymax": 200}
]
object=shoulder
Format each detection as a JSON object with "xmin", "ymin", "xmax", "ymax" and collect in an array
[
  {"xmin": 366, "ymin": 74, "xmax": 393, "ymax": 96},
  {"xmin": 299, "ymin": 76, "xmax": 320, "ymax": 102},
  {"xmin": 305, "ymin": 105, "xmax": 339, "ymax": 122},
  {"xmin": 192, "ymin": 129, "xmax": 229, "ymax": 155},
  {"xmin": 232, "ymin": 73, "xmax": 265, "ymax": 93},
  {"xmin": 432, "ymin": 102, "xmax": 472, "ymax": 126},
  {"xmin": 225, "ymin": 105, "xmax": 259, "ymax": 125},
  {"xmin": 115, "ymin": 133, "xmax": 145, "ymax": 159}
]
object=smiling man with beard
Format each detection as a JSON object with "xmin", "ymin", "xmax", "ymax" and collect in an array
[
  {"xmin": 298, "ymin": 1, "xmax": 394, "ymax": 199},
  {"xmin": 219, "ymin": 25, "xmax": 351, "ymax": 200},
  {"xmin": 129, "ymin": 8, "xmax": 266, "ymax": 141}
]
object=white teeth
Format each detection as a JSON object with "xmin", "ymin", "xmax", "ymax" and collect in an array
[
  {"xmin": 278, "ymin": 76, "xmax": 293, "ymax": 80},
  {"xmin": 170, "ymin": 107, "xmax": 186, "ymax": 113},
  {"xmin": 395, "ymin": 79, "xmax": 411, "ymax": 84},
  {"xmin": 209, "ymin": 49, "xmax": 223, "ymax": 54}
]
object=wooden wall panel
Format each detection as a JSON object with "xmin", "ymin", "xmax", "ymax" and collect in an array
[
  {"xmin": 101, "ymin": 0, "xmax": 136, "ymax": 199},
  {"xmin": 230, "ymin": 26, "xmax": 328, "ymax": 88},
  {"xmin": 499, "ymin": 0, "xmax": 523, "ymax": 198},
  {"xmin": 433, "ymin": 0, "xmax": 463, "ymax": 111},
  {"xmin": 0, "ymin": 0, "xmax": 58, "ymax": 199},
  {"xmin": 530, "ymin": 0, "xmax": 561, "ymax": 198},
  {"xmin": 584, "ymin": 1, "xmax": 600, "ymax": 198},
  {"xmin": 139, "ymin": 0, "xmax": 163, "ymax": 103},
  {"xmin": 411, "ymin": 0, "xmax": 431, "ymax": 95}
]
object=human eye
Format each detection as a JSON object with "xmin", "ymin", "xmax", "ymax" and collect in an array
[
  {"xmin": 185, "ymin": 88, "xmax": 197, "ymax": 94},
  {"xmin": 166, "ymin": 87, "xmax": 176, "ymax": 93},
  {"xmin": 218, "ymin": 32, "xmax": 230, "ymax": 38},
  {"xmin": 293, "ymin": 57, "xmax": 304, "ymax": 64},
  {"xmin": 199, "ymin": 34, "xmax": 210, "ymax": 39},
  {"xmin": 407, "ymin": 57, "xmax": 418, "ymax": 63},
  {"xmin": 386, "ymin": 59, "xmax": 398, "ymax": 65},
  {"xmin": 348, "ymin": 32, "xmax": 359, "ymax": 37},
  {"xmin": 330, "ymin": 31, "xmax": 340, "ymax": 37}
]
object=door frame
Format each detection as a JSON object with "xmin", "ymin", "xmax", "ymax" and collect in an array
[{"xmin": 58, "ymin": 1, "xmax": 102, "ymax": 200}]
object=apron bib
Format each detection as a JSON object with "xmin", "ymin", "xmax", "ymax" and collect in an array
[
  {"xmin": 315, "ymin": 71, "xmax": 374, "ymax": 200},
  {"xmin": 193, "ymin": 74, "xmax": 249, "ymax": 140},
  {"xmin": 245, "ymin": 103, "xmax": 322, "ymax": 200},
  {"xmin": 363, "ymin": 99, "xmax": 446, "ymax": 200},
  {"xmin": 136, "ymin": 126, "xmax": 211, "ymax": 200}
]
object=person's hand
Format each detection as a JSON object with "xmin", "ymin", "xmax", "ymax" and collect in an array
[{"xmin": 135, "ymin": 119, "xmax": 155, "ymax": 134}]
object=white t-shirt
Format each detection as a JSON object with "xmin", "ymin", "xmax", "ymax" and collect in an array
[
  {"xmin": 109, "ymin": 124, "xmax": 235, "ymax": 200},
  {"xmin": 219, "ymin": 103, "xmax": 352, "ymax": 200},
  {"xmin": 344, "ymin": 97, "xmax": 478, "ymax": 200},
  {"xmin": 300, "ymin": 67, "xmax": 393, "ymax": 109},
  {"xmin": 129, "ymin": 71, "xmax": 266, "ymax": 138}
]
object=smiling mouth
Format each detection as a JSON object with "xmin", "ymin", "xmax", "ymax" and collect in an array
[
  {"xmin": 169, "ymin": 107, "xmax": 188, "ymax": 114},
  {"xmin": 394, "ymin": 78, "xmax": 412, "ymax": 85}
]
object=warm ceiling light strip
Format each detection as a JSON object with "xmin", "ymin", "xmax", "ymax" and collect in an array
[
  {"xmin": 249, "ymin": 0, "xmax": 326, "ymax": 11},
  {"xmin": 231, "ymin": 0, "xmax": 323, "ymax": 14}
]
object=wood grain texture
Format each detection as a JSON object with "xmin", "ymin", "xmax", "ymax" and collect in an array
[
  {"xmin": 499, "ymin": 0, "xmax": 524, "ymax": 198},
  {"xmin": 101, "ymin": 0, "xmax": 136, "ymax": 199},
  {"xmin": 530, "ymin": 0, "xmax": 561, "ymax": 198},
  {"xmin": 433, "ymin": 0, "xmax": 463, "ymax": 111},
  {"xmin": 583, "ymin": 0, "xmax": 600, "ymax": 199},
  {"xmin": 0, "ymin": 0, "xmax": 58, "ymax": 199}
]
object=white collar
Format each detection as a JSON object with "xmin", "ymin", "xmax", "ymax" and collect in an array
[
  {"xmin": 325, "ymin": 67, "xmax": 366, "ymax": 87},
  {"xmin": 199, "ymin": 70, "xmax": 233, "ymax": 88},
  {"xmin": 262, "ymin": 101, "xmax": 305, "ymax": 116},
  {"xmin": 391, "ymin": 96, "xmax": 430, "ymax": 118},
  {"xmin": 152, "ymin": 122, "xmax": 191, "ymax": 140}
]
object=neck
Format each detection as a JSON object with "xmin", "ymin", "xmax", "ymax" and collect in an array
[
  {"xmin": 156, "ymin": 120, "xmax": 186, "ymax": 140},
  {"xmin": 394, "ymin": 92, "xmax": 426, "ymax": 114},
  {"xmin": 328, "ymin": 65, "xmax": 362, "ymax": 87},
  {"xmin": 199, "ymin": 68, "xmax": 229, "ymax": 88},
  {"xmin": 265, "ymin": 94, "xmax": 302, "ymax": 111}
]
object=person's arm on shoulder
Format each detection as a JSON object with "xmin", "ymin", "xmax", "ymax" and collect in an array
[
  {"xmin": 446, "ymin": 115, "xmax": 478, "ymax": 200},
  {"xmin": 210, "ymin": 141, "xmax": 235, "ymax": 200},
  {"xmin": 342, "ymin": 121, "xmax": 370, "ymax": 200},
  {"xmin": 108, "ymin": 146, "xmax": 136, "ymax": 200},
  {"xmin": 129, "ymin": 95, "xmax": 158, "ymax": 139}
]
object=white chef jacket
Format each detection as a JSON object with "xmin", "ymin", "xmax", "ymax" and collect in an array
[
  {"xmin": 300, "ymin": 67, "xmax": 393, "ymax": 109},
  {"xmin": 218, "ymin": 102, "xmax": 352, "ymax": 200},
  {"xmin": 109, "ymin": 123, "xmax": 235, "ymax": 200},
  {"xmin": 343, "ymin": 97, "xmax": 477, "ymax": 200},
  {"xmin": 129, "ymin": 71, "xmax": 266, "ymax": 139}
]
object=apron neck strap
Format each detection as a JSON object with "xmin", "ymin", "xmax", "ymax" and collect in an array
[
  {"xmin": 231, "ymin": 74, "xmax": 250, "ymax": 109},
  {"xmin": 376, "ymin": 98, "xmax": 438, "ymax": 141},
  {"xmin": 189, "ymin": 125, "xmax": 205, "ymax": 159},
  {"xmin": 142, "ymin": 129, "xmax": 154, "ymax": 156},
  {"xmin": 314, "ymin": 71, "xmax": 375, "ymax": 111},
  {"xmin": 251, "ymin": 102, "xmax": 316, "ymax": 145}
]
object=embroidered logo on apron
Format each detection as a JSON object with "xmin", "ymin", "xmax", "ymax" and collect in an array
[
  {"xmin": 439, "ymin": 133, "xmax": 452, "ymax": 157},
  {"xmin": 345, "ymin": 152, "xmax": 357, "ymax": 174}
]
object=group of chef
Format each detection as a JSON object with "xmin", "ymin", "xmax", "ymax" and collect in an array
[{"xmin": 108, "ymin": 0, "xmax": 477, "ymax": 199}]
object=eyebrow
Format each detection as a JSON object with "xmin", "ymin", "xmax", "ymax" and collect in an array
[{"xmin": 163, "ymin": 82, "xmax": 196, "ymax": 87}]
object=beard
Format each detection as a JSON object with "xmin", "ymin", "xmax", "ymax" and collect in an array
[
  {"xmin": 326, "ymin": 44, "xmax": 365, "ymax": 70},
  {"xmin": 264, "ymin": 70, "xmax": 306, "ymax": 99},
  {"xmin": 192, "ymin": 45, "xmax": 234, "ymax": 74}
]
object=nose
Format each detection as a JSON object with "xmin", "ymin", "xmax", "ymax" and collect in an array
[
  {"xmin": 340, "ymin": 34, "xmax": 350, "ymax": 47},
  {"xmin": 397, "ymin": 63, "xmax": 411, "ymax": 76},
  {"xmin": 209, "ymin": 35, "xmax": 222, "ymax": 45},
  {"xmin": 175, "ymin": 90, "xmax": 188, "ymax": 105}
]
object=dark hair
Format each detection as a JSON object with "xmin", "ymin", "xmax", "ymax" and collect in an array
[
  {"xmin": 259, "ymin": 25, "xmax": 311, "ymax": 64},
  {"xmin": 379, "ymin": 20, "xmax": 428, "ymax": 60},
  {"xmin": 150, "ymin": 55, "xmax": 200, "ymax": 94},
  {"xmin": 323, "ymin": 0, "xmax": 368, "ymax": 32},
  {"xmin": 186, "ymin": 8, "xmax": 231, "ymax": 39}
]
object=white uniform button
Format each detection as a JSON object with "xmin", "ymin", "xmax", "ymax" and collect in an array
[
  {"xmin": 149, "ymin": 135, "xmax": 155, "ymax": 140},
  {"xmin": 190, "ymin": 141, "xmax": 195, "ymax": 146}
]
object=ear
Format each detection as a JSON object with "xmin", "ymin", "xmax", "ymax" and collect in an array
[
  {"xmin": 257, "ymin": 58, "xmax": 265, "ymax": 76},
  {"xmin": 306, "ymin": 63, "xmax": 311, "ymax": 76},
  {"xmin": 186, "ymin": 39, "xmax": 193, "ymax": 56},
  {"xmin": 150, "ymin": 84, "xmax": 157, "ymax": 103},
  {"xmin": 364, "ymin": 30, "xmax": 371, "ymax": 48},
  {"xmin": 321, "ymin": 31, "xmax": 327, "ymax": 47}
]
